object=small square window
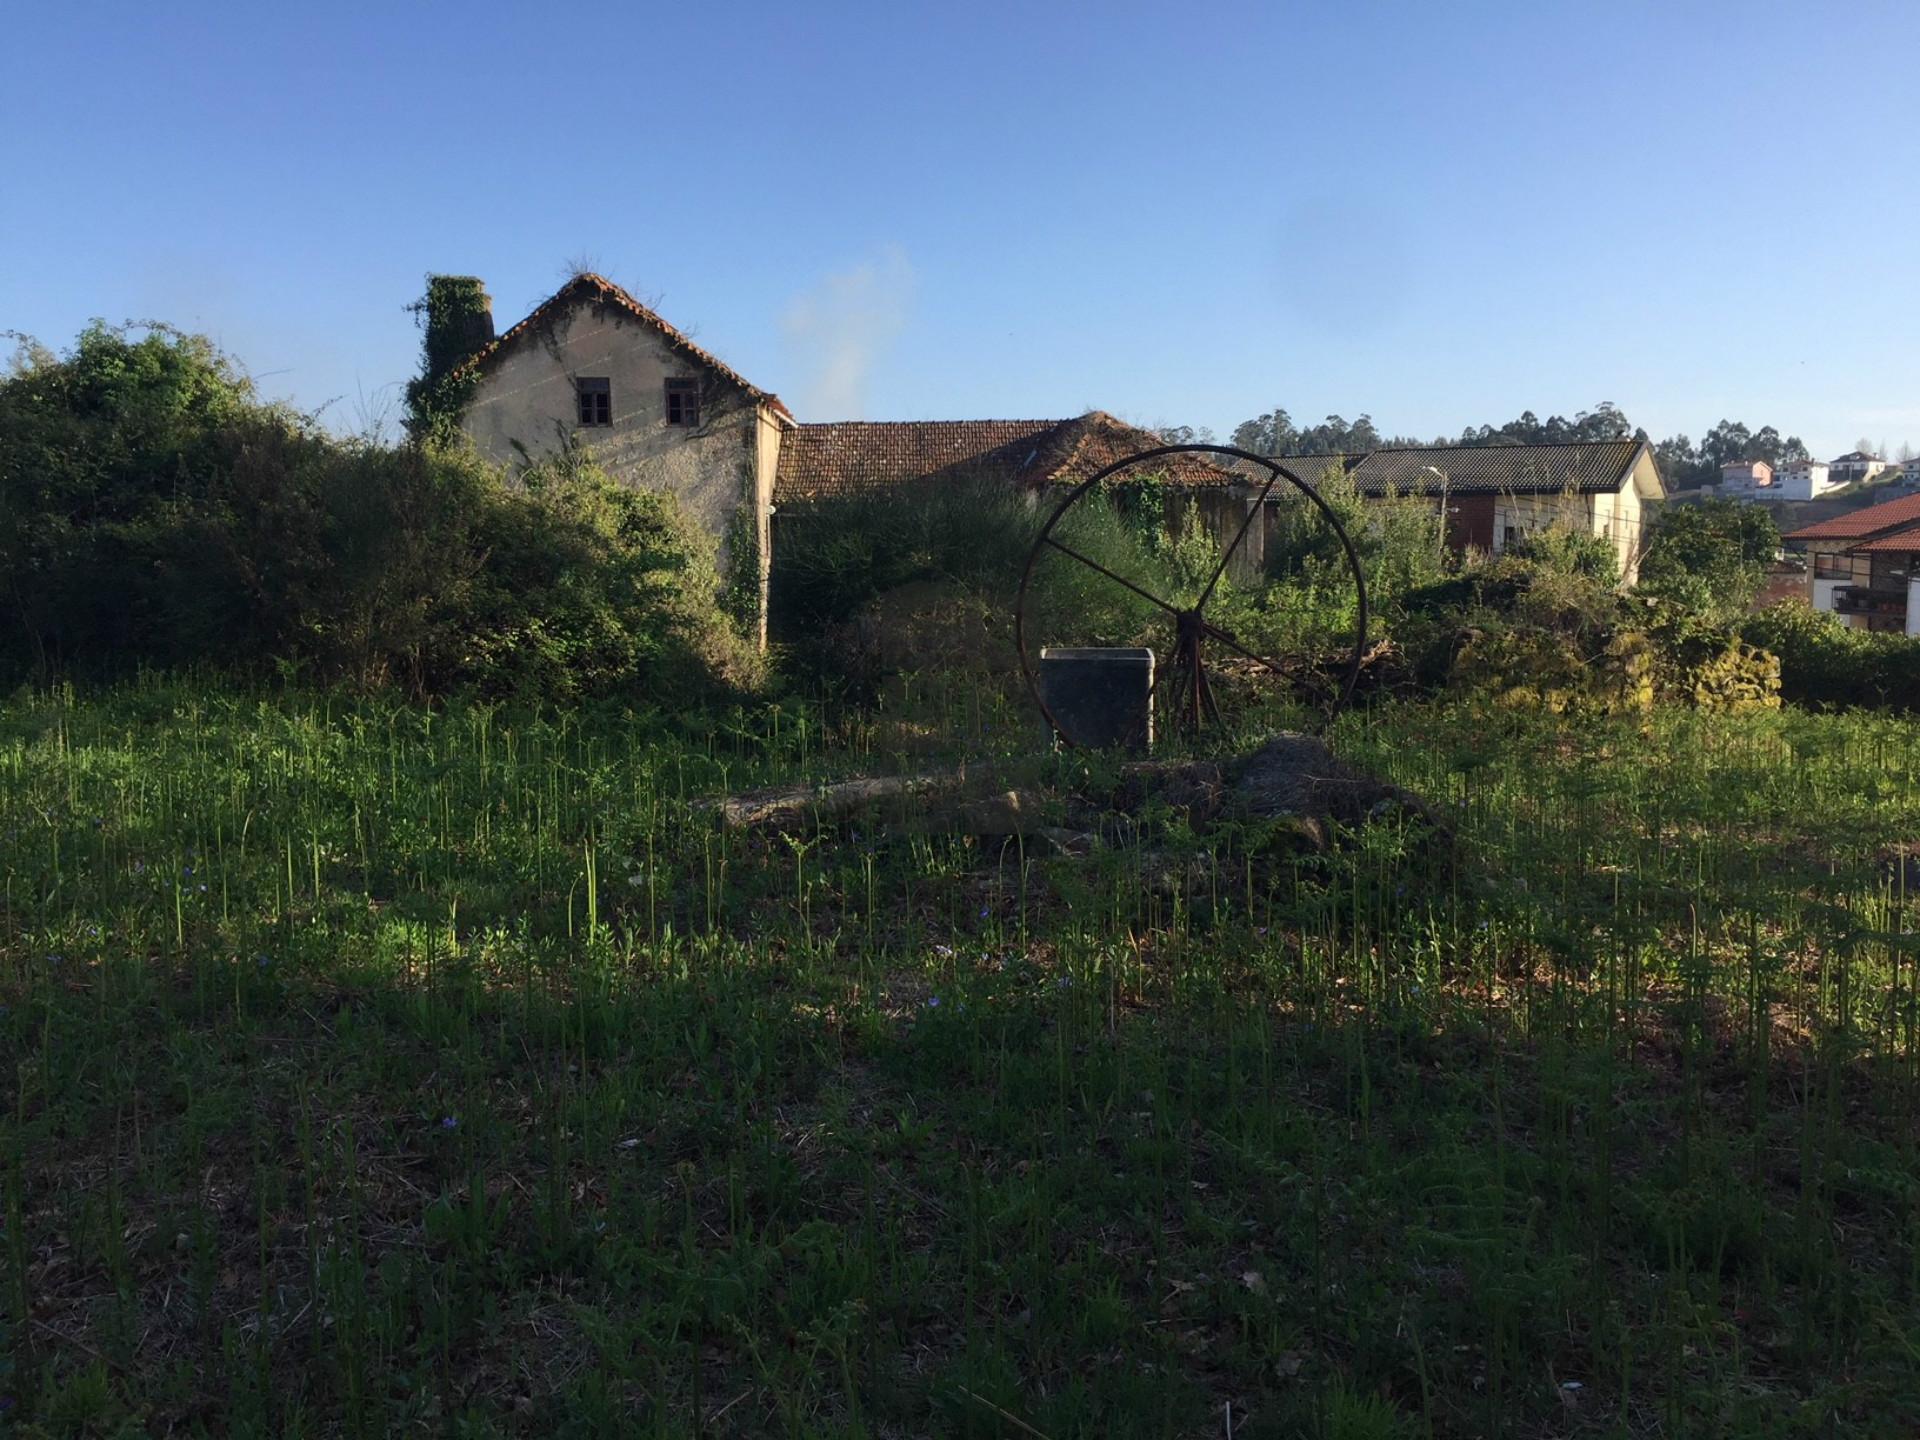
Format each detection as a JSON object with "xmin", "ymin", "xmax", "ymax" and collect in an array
[
  {"xmin": 665, "ymin": 378, "xmax": 700, "ymax": 427},
  {"xmin": 576, "ymin": 377, "xmax": 612, "ymax": 427}
]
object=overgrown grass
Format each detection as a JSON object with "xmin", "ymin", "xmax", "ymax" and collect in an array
[{"xmin": 3, "ymin": 680, "xmax": 1918, "ymax": 1436}]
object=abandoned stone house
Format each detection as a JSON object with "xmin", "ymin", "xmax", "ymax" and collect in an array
[
  {"xmin": 449, "ymin": 273, "xmax": 1667, "ymax": 645},
  {"xmin": 449, "ymin": 273, "xmax": 1234, "ymax": 643}
]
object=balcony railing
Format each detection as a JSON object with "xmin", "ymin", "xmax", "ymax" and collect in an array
[{"xmin": 1833, "ymin": 585, "xmax": 1909, "ymax": 618}]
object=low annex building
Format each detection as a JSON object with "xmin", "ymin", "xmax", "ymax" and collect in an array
[{"xmin": 1276, "ymin": 441, "xmax": 1664, "ymax": 582}]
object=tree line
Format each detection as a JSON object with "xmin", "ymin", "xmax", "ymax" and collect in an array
[{"xmin": 1161, "ymin": 404, "xmax": 1833, "ymax": 491}]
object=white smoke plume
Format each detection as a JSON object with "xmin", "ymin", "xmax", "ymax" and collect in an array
[{"xmin": 780, "ymin": 247, "xmax": 914, "ymax": 419}]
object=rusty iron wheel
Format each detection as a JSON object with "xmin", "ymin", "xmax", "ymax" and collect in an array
[{"xmin": 1014, "ymin": 443, "xmax": 1368, "ymax": 746}]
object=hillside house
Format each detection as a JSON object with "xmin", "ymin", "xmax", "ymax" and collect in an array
[
  {"xmin": 1774, "ymin": 458, "xmax": 1836, "ymax": 501},
  {"xmin": 1784, "ymin": 492, "xmax": 1920, "ymax": 633},
  {"xmin": 1719, "ymin": 459, "xmax": 1774, "ymax": 495},
  {"xmin": 1829, "ymin": 450, "xmax": 1889, "ymax": 485}
]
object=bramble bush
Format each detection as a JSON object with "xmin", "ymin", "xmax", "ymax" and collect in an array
[
  {"xmin": 0, "ymin": 323, "xmax": 756, "ymax": 703},
  {"xmin": 1396, "ymin": 529, "xmax": 1780, "ymax": 714},
  {"xmin": 770, "ymin": 471, "xmax": 1186, "ymax": 696},
  {"xmin": 1743, "ymin": 604, "xmax": 1920, "ymax": 712}
]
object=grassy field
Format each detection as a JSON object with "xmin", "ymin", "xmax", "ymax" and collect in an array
[{"xmin": 3, "ymin": 680, "xmax": 1919, "ymax": 1438}]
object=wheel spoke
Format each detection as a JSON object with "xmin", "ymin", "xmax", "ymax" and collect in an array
[
  {"xmin": 1196, "ymin": 466, "xmax": 1286, "ymax": 609},
  {"xmin": 1197, "ymin": 618, "xmax": 1290, "ymax": 679},
  {"xmin": 1194, "ymin": 656, "xmax": 1228, "ymax": 731},
  {"xmin": 1041, "ymin": 536, "xmax": 1184, "ymax": 617}
]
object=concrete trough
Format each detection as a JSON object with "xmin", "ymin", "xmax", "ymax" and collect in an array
[{"xmin": 1039, "ymin": 646, "xmax": 1154, "ymax": 751}]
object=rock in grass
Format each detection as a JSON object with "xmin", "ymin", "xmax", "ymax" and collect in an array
[{"xmin": 1230, "ymin": 732, "xmax": 1437, "ymax": 829}]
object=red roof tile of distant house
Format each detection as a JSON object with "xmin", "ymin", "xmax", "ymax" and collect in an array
[
  {"xmin": 1783, "ymin": 492, "xmax": 1920, "ymax": 542},
  {"xmin": 1845, "ymin": 525, "xmax": 1920, "ymax": 553}
]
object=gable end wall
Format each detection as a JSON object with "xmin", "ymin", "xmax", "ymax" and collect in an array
[{"xmin": 460, "ymin": 298, "xmax": 762, "ymax": 561}]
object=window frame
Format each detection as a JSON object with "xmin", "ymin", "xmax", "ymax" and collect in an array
[
  {"xmin": 575, "ymin": 376, "xmax": 613, "ymax": 428},
  {"xmin": 664, "ymin": 378, "xmax": 700, "ymax": 428}
]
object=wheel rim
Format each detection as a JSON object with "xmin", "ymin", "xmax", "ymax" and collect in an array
[{"xmin": 1014, "ymin": 443, "xmax": 1369, "ymax": 746}]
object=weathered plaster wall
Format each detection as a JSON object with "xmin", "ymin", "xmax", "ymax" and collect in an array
[
  {"xmin": 1488, "ymin": 473, "xmax": 1651, "ymax": 583},
  {"xmin": 1811, "ymin": 576, "xmax": 1852, "ymax": 619},
  {"xmin": 751, "ymin": 406, "xmax": 786, "ymax": 650},
  {"xmin": 1492, "ymin": 493, "xmax": 1594, "ymax": 553},
  {"xmin": 461, "ymin": 299, "xmax": 759, "ymax": 555}
]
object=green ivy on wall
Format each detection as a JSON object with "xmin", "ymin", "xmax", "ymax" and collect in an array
[
  {"xmin": 404, "ymin": 275, "xmax": 490, "ymax": 443},
  {"xmin": 722, "ymin": 502, "xmax": 762, "ymax": 640}
]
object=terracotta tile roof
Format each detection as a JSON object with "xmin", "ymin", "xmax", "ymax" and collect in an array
[
  {"xmin": 1046, "ymin": 413, "xmax": 1248, "ymax": 489},
  {"xmin": 1302, "ymin": 440, "xmax": 1649, "ymax": 497},
  {"xmin": 454, "ymin": 273, "xmax": 793, "ymax": 420},
  {"xmin": 1845, "ymin": 527, "xmax": 1920, "ymax": 553},
  {"xmin": 1784, "ymin": 492, "xmax": 1920, "ymax": 542},
  {"xmin": 776, "ymin": 419, "xmax": 1062, "ymax": 501},
  {"xmin": 773, "ymin": 411, "xmax": 1239, "ymax": 503}
]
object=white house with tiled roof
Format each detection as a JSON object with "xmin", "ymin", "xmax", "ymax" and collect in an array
[{"xmin": 1829, "ymin": 450, "xmax": 1889, "ymax": 485}]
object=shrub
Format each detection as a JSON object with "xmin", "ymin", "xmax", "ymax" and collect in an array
[
  {"xmin": 1742, "ymin": 604, "xmax": 1920, "ymax": 711},
  {"xmin": 0, "ymin": 324, "xmax": 756, "ymax": 705},
  {"xmin": 0, "ymin": 322, "xmax": 262, "ymax": 670},
  {"xmin": 1451, "ymin": 625, "xmax": 1654, "ymax": 716},
  {"xmin": 1510, "ymin": 524, "xmax": 1619, "ymax": 586},
  {"xmin": 1254, "ymin": 465, "xmax": 1450, "ymax": 654},
  {"xmin": 1397, "ymin": 535, "xmax": 1781, "ymax": 715},
  {"xmin": 1637, "ymin": 499, "xmax": 1779, "ymax": 622},
  {"xmin": 770, "ymin": 471, "xmax": 1183, "ymax": 695}
]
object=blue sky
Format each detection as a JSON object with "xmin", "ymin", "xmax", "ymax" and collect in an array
[{"xmin": 4, "ymin": 1, "xmax": 1916, "ymax": 457}]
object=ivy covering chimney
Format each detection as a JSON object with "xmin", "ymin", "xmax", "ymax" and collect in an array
[{"xmin": 404, "ymin": 275, "xmax": 493, "ymax": 442}]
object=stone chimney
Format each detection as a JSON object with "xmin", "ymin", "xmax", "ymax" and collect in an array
[{"xmin": 420, "ymin": 276, "xmax": 494, "ymax": 382}]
